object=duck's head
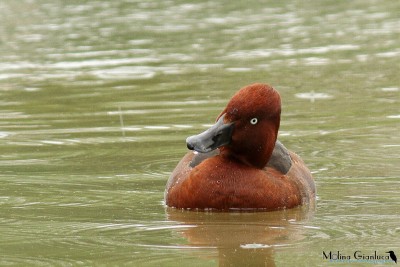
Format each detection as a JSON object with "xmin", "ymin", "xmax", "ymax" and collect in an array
[{"xmin": 186, "ymin": 83, "xmax": 281, "ymax": 169}]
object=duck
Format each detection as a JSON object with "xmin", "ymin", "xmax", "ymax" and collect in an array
[{"xmin": 165, "ymin": 83, "xmax": 315, "ymax": 210}]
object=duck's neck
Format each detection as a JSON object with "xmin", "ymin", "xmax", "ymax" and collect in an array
[{"xmin": 222, "ymin": 121, "xmax": 279, "ymax": 169}]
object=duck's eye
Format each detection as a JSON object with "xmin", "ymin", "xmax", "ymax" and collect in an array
[{"xmin": 250, "ymin": 118, "xmax": 258, "ymax": 125}]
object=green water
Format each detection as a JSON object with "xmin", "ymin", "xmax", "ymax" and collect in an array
[{"xmin": 1, "ymin": 0, "xmax": 399, "ymax": 266}]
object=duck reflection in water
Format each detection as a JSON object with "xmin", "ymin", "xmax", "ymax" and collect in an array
[{"xmin": 166, "ymin": 203, "xmax": 315, "ymax": 267}]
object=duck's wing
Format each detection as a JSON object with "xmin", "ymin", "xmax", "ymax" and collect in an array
[{"xmin": 266, "ymin": 140, "xmax": 292, "ymax": 174}]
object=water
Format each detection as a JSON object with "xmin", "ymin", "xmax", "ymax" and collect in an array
[{"xmin": 1, "ymin": 0, "xmax": 399, "ymax": 266}]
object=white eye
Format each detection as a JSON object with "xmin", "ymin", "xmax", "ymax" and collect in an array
[{"xmin": 250, "ymin": 118, "xmax": 258, "ymax": 125}]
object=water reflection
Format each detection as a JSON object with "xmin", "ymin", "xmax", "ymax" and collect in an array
[{"xmin": 166, "ymin": 204, "xmax": 315, "ymax": 266}]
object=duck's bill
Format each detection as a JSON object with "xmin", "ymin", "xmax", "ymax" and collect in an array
[{"xmin": 186, "ymin": 114, "xmax": 234, "ymax": 153}]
